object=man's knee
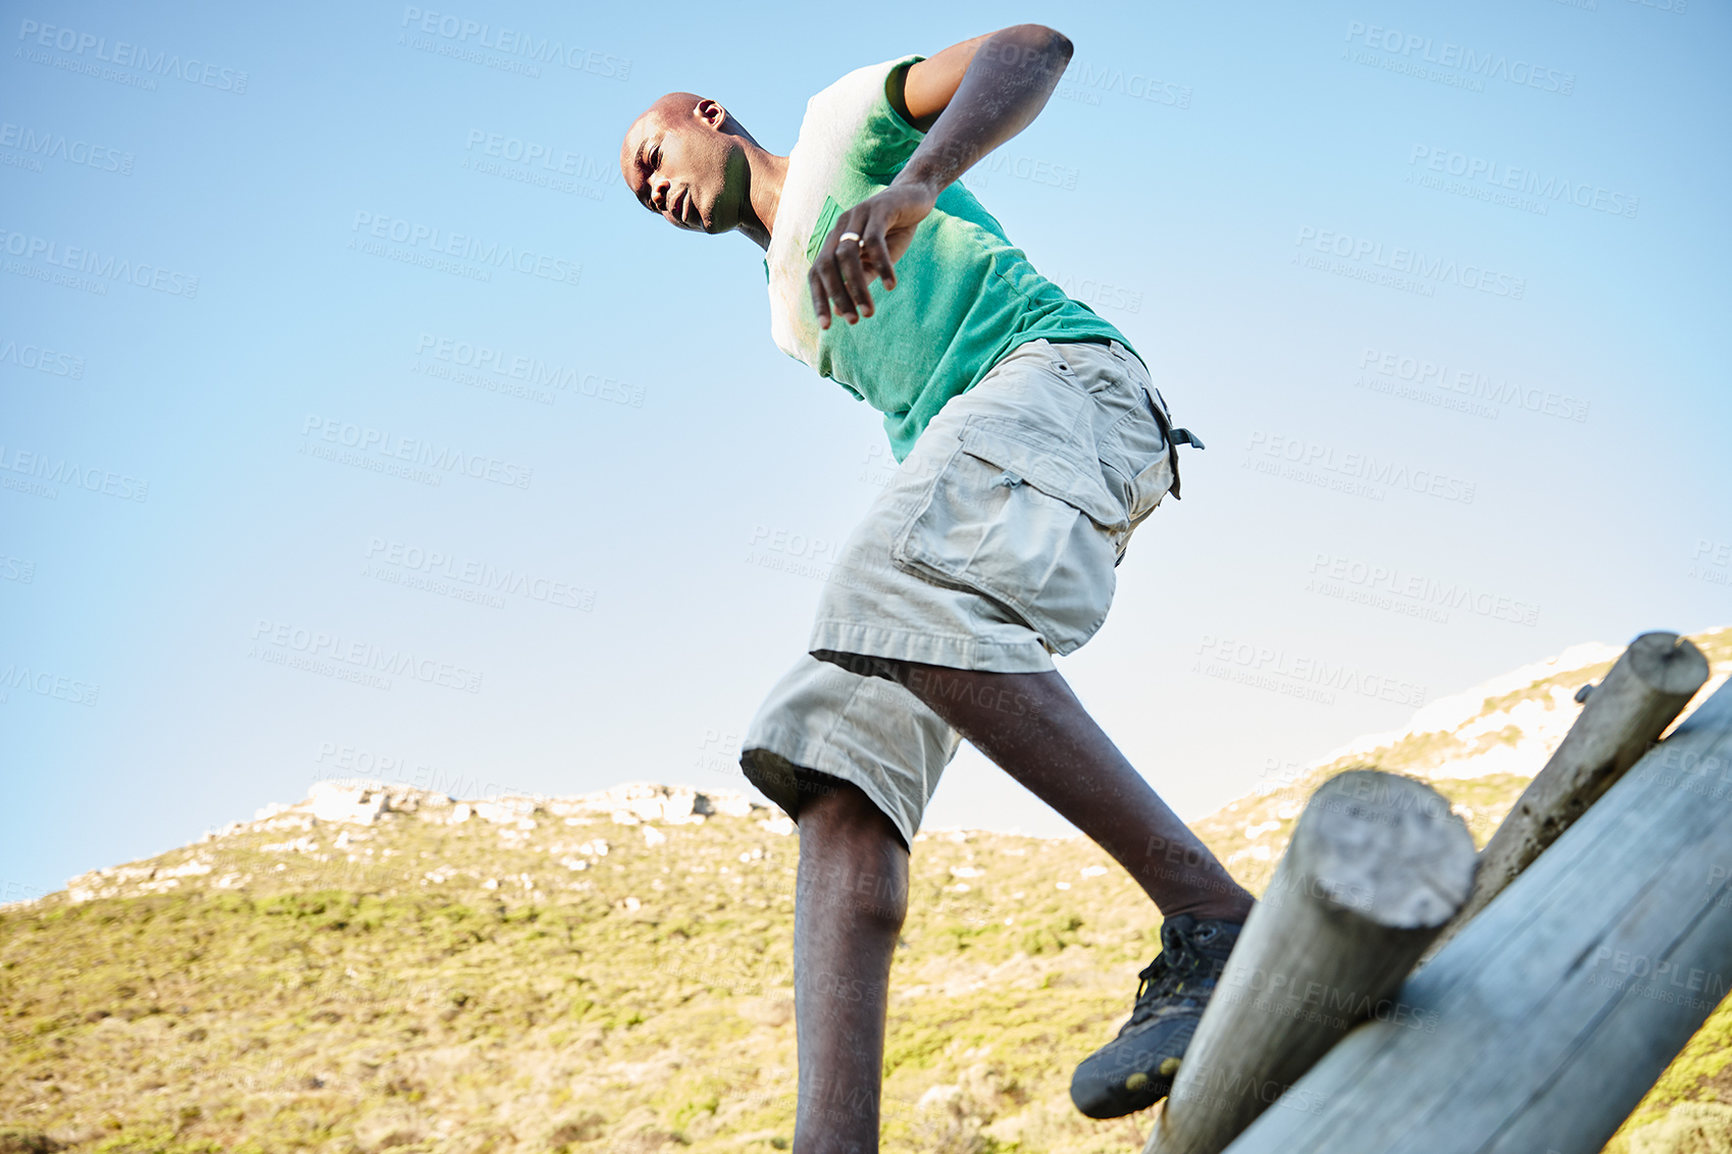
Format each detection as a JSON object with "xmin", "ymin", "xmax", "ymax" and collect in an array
[{"xmin": 797, "ymin": 779, "xmax": 910, "ymax": 931}]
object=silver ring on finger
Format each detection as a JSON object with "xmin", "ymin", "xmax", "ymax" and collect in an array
[{"xmin": 838, "ymin": 231, "xmax": 861, "ymax": 246}]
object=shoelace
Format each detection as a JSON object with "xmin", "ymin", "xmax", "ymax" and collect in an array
[{"xmin": 1125, "ymin": 928, "xmax": 1207, "ymax": 1027}]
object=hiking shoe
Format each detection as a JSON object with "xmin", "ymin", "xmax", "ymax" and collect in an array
[{"xmin": 1069, "ymin": 912, "xmax": 1246, "ymax": 1119}]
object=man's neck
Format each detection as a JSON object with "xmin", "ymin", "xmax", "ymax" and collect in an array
[{"xmin": 742, "ymin": 146, "xmax": 790, "ymax": 252}]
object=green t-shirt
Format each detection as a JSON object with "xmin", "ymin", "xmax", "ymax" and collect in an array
[{"xmin": 765, "ymin": 53, "xmax": 1141, "ymax": 462}]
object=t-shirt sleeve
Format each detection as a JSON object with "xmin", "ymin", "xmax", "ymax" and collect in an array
[{"xmin": 843, "ymin": 53, "xmax": 929, "ymax": 177}]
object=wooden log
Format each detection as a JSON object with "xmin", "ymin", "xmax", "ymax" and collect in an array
[
  {"xmin": 1419, "ymin": 631, "xmax": 1708, "ymax": 964},
  {"xmin": 1142, "ymin": 770, "xmax": 1476, "ymax": 1154},
  {"xmin": 1220, "ymin": 677, "xmax": 1732, "ymax": 1154}
]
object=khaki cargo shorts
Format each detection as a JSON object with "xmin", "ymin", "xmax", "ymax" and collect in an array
[{"xmin": 740, "ymin": 337, "xmax": 1189, "ymax": 847}]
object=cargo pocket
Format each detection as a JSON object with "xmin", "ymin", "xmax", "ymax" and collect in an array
[
  {"xmin": 1104, "ymin": 403, "xmax": 1176, "ymax": 532},
  {"xmin": 890, "ymin": 417, "xmax": 1128, "ymax": 656}
]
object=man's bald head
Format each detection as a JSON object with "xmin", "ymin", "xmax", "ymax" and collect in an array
[{"xmin": 619, "ymin": 91, "xmax": 767, "ymax": 236}]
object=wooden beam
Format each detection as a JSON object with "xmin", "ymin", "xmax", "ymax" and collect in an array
[
  {"xmin": 1419, "ymin": 631, "xmax": 1709, "ymax": 964},
  {"xmin": 1220, "ymin": 678, "xmax": 1732, "ymax": 1154},
  {"xmin": 1143, "ymin": 770, "xmax": 1476, "ymax": 1154}
]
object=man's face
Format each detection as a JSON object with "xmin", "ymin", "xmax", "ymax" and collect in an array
[{"xmin": 620, "ymin": 97, "xmax": 747, "ymax": 235}]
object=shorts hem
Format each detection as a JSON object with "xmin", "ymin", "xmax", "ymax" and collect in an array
[
  {"xmin": 739, "ymin": 741, "xmax": 918, "ymax": 850},
  {"xmin": 808, "ymin": 620, "xmax": 1056, "ymax": 674}
]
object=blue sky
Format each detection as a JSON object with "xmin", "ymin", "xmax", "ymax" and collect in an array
[{"xmin": 3, "ymin": 0, "xmax": 1727, "ymax": 899}]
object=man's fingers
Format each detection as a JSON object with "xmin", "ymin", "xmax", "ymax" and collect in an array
[
  {"xmin": 837, "ymin": 222, "xmax": 875, "ymax": 317},
  {"xmin": 807, "ymin": 263, "xmax": 832, "ymax": 329},
  {"xmin": 809, "ymin": 236, "xmax": 858, "ymax": 327},
  {"xmin": 861, "ymin": 218, "xmax": 896, "ymax": 293}
]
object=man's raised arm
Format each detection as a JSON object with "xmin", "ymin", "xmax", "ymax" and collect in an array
[
  {"xmin": 895, "ymin": 25, "xmax": 1073, "ymax": 199},
  {"xmin": 808, "ymin": 24, "xmax": 1073, "ymax": 329}
]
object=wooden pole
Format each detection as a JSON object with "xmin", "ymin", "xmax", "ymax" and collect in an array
[
  {"xmin": 1220, "ymin": 678, "xmax": 1732, "ymax": 1154},
  {"xmin": 1143, "ymin": 770, "xmax": 1476, "ymax": 1154},
  {"xmin": 1419, "ymin": 631, "xmax": 1708, "ymax": 964}
]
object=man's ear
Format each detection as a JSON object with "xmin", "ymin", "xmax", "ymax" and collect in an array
[{"xmin": 694, "ymin": 98, "xmax": 728, "ymax": 129}]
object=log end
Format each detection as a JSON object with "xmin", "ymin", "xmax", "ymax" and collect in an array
[
  {"xmin": 1628, "ymin": 631, "xmax": 1711, "ymax": 697},
  {"xmin": 1285, "ymin": 770, "xmax": 1477, "ymax": 931}
]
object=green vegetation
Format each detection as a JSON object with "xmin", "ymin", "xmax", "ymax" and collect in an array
[{"xmin": 3, "ymin": 629, "xmax": 1728, "ymax": 1152}]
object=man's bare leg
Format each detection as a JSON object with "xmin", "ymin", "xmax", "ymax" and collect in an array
[
  {"xmin": 880, "ymin": 658, "xmax": 1254, "ymax": 923},
  {"xmin": 790, "ymin": 777, "xmax": 909, "ymax": 1154},
  {"xmin": 783, "ymin": 658, "xmax": 1251, "ymax": 1152}
]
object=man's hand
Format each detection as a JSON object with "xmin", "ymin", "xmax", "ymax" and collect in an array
[
  {"xmin": 805, "ymin": 25, "xmax": 1073, "ymax": 331},
  {"xmin": 807, "ymin": 181, "xmax": 938, "ymax": 329}
]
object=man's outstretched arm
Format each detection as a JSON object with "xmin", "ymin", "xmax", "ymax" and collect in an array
[{"xmin": 808, "ymin": 24, "xmax": 1074, "ymax": 329}]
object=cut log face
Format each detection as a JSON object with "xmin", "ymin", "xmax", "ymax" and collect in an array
[
  {"xmin": 1220, "ymin": 678, "xmax": 1732, "ymax": 1154},
  {"xmin": 1145, "ymin": 771, "xmax": 1476, "ymax": 1154},
  {"xmin": 1422, "ymin": 631, "xmax": 1710, "ymax": 963}
]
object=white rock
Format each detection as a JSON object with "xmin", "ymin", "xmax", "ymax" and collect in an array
[
  {"xmin": 919, "ymin": 1084, "xmax": 962, "ymax": 1109},
  {"xmin": 309, "ymin": 781, "xmax": 388, "ymax": 826},
  {"xmin": 261, "ymin": 835, "xmax": 318, "ymax": 854},
  {"xmin": 474, "ymin": 798, "xmax": 538, "ymax": 825},
  {"xmin": 642, "ymin": 826, "xmax": 667, "ymax": 847}
]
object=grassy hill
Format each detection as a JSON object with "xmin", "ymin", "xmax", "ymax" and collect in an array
[{"xmin": 4, "ymin": 629, "xmax": 1731, "ymax": 1154}]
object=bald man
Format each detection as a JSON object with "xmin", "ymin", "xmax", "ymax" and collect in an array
[{"xmin": 621, "ymin": 24, "xmax": 1257, "ymax": 1148}]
